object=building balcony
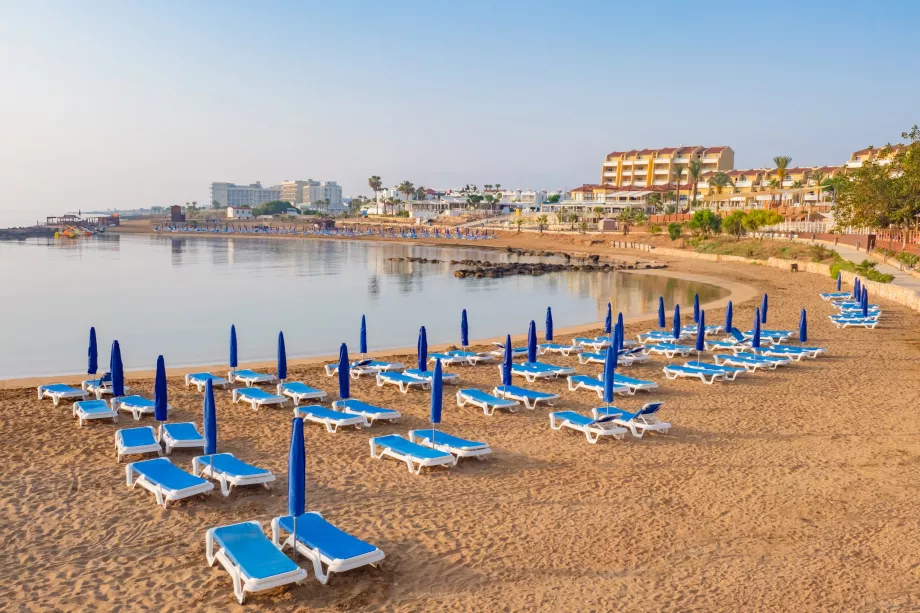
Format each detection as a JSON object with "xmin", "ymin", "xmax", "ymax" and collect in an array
[
  {"xmin": 703, "ymin": 157, "xmax": 720, "ymax": 163},
  {"xmin": 621, "ymin": 171, "xmax": 632, "ymax": 177},
  {"xmin": 633, "ymin": 169, "xmax": 648, "ymax": 176},
  {"xmin": 846, "ymin": 161, "xmax": 862, "ymax": 168},
  {"xmin": 734, "ymin": 181, "xmax": 752, "ymax": 188},
  {"xmin": 603, "ymin": 171, "xmax": 617, "ymax": 178},
  {"xmin": 653, "ymin": 157, "xmax": 671, "ymax": 164},
  {"xmin": 653, "ymin": 167, "xmax": 670, "ymax": 174}
]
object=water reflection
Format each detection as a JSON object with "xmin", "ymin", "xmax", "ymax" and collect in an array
[{"xmin": 0, "ymin": 235, "xmax": 727, "ymax": 378}]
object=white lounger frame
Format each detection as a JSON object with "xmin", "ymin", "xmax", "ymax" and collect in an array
[
  {"xmin": 184, "ymin": 374, "xmax": 230, "ymax": 391},
  {"xmin": 206, "ymin": 520, "xmax": 307, "ymax": 603},
  {"xmin": 375, "ymin": 372, "xmax": 430, "ymax": 393},
  {"xmin": 549, "ymin": 413, "xmax": 627, "ymax": 444},
  {"xmin": 232, "ymin": 388, "xmax": 289, "ymax": 410},
  {"xmin": 227, "ymin": 371, "xmax": 277, "ymax": 387},
  {"xmin": 125, "ymin": 457, "xmax": 214, "ymax": 507},
  {"xmin": 294, "ymin": 407, "xmax": 367, "ymax": 433},
  {"xmin": 408, "ymin": 430, "xmax": 492, "ymax": 459},
  {"xmin": 662, "ymin": 366, "xmax": 725, "ymax": 384},
  {"xmin": 73, "ymin": 400, "xmax": 118, "ymax": 427},
  {"xmin": 270, "ymin": 513, "xmax": 385, "ymax": 585},
  {"xmin": 278, "ymin": 383, "xmax": 328, "ymax": 404},
  {"xmin": 567, "ymin": 376, "xmax": 630, "ymax": 397},
  {"xmin": 116, "ymin": 426, "xmax": 162, "ymax": 462},
  {"xmin": 491, "ymin": 386, "xmax": 559, "ymax": 410},
  {"xmin": 456, "ymin": 390, "xmax": 519, "ymax": 416},
  {"xmin": 368, "ymin": 437, "xmax": 457, "ymax": 474},
  {"xmin": 158, "ymin": 422, "xmax": 205, "ymax": 454},
  {"xmin": 192, "ymin": 453, "xmax": 276, "ymax": 496}
]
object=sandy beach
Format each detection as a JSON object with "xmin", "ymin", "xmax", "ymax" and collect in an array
[{"xmin": 4, "ymin": 243, "xmax": 920, "ymax": 611}]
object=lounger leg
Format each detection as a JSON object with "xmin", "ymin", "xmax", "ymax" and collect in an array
[
  {"xmin": 219, "ymin": 475, "xmax": 231, "ymax": 497},
  {"xmin": 311, "ymin": 556, "xmax": 331, "ymax": 585},
  {"xmin": 585, "ymin": 429, "xmax": 599, "ymax": 444}
]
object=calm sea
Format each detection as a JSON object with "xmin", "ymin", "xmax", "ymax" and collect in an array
[{"xmin": 0, "ymin": 235, "xmax": 727, "ymax": 379}]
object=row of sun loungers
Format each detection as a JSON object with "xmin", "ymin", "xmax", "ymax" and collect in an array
[{"xmin": 549, "ymin": 402, "xmax": 670, "ymax": 443}]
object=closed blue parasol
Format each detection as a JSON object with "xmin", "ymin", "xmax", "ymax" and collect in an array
[
  {"xmin": 88, "ymin": 327, "xmax": 98, "ymax": 375},
  {"xmin": 617, "ymin": 312, "xmax": 624, "ymax": 346},
  {"xmin": 693, "ymin": 294, "xmax": 700, "ymax": 323},
  {"xmin": 799, "ymin": 308, "xmax": 808, "ymax": 344},
  {"xmin": 672, "ymin": 305, "xmax": 681, "ymax": 340},
  {"xmin": 604, "ymin": 303, "xmax": 612, "ymax": 334},
  {"xmin": 154, "ymin": 355, "xmax": 168, "ymax": 422},
  {"xmin": 602, "ymin": 345, "xmax": 617, "ymax": 405},
  {"xmin": 229, "ymin": 324, "xmax": 238, "ymax": 368},
  {"xmin": 725, "ymin": 300, "xmax": 733, "ymax": 332},
  {"xmin": 527, "ymin": 320, "xmax": 537, "ymax": 363},
  {"xmin": 287, "ymin": 416, "xmax": 305, "ymax": 559},
  {"xmin": 853, "ymin": 277, "xmax": 860, "ymax": 300},
  {"xmin": 360, "ymin": 315, "xmax": 367, "ymax": 355},
  {"xmin": 502, "ymin": 334, "xmax": 512, "ymax": 386},
  {"xmin": 612, "ymin": 325, "xmax": 621, "ymax": 362},
  {"xmin": 545, "ymin": 307, "xmax": 554, "ymax": 341},
  {"xmin": 836, "ymin": 271, "xmax": 842, "ymax": 291},
  {"xmin": 695, "ymin": 310, "xmax": 705, "ymax": 363},
  {"xmin": 460, "ymin": 309, "xmax": 469, "ymax": 348},
  {"xmin": 861, "ymin": 287, "xmax": 869, "ymax": 318},
  {"xmin": 658, "ymin": 297, "xmax": 665, "ymax": 328},
  {"xmin": 761, "ymin": 294, "xmax": 769, "ymax": 323},
  {"xmin": 338, "ymin": 343, "xmax": 349, "ymax": 399},
  {"xmin": 203, "ymin": 378, "xmax": 217, "ymax": 455},
  {"xmin": 277, "ymin": 331, "xmax": 287, "ymax": 381},
  {"xmin": 110, "ymin": 340, "xmax": 124, "ymax": 397},
  {"xmin": 430, "ymin": 359, "xmax": 443, "ymax": 443},
  {"xmin": 752, "ymin": 308, "xmax": 762, "ymax": 349},
  {"xmin": 417, "ymin": 326, "xmax": 428, "ymax": 372}
]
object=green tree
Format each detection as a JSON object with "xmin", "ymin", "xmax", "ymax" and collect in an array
[
  {"xmin": 536, "ymin": 214, "xmax": 549, "ymax": 234},
  {"xmin": 398, "ymin": 181, "xmax": 415, "ymax": 202},
  {"xmin": 647, "ymin": 193, "xmax": 663, "ymax": 213},
  {"xmin": 648, "ymin": 224, "xmax": 662, "ymax": 235},
  {"xmin": 722, "ymin": 211, "xmax": 748, "ymax": 239},
  {"xmin": 253, "ymin": 200, "xmax": 293, "ymax": 216},
  {"xmin": 592, "ymin": 206, "xmax": 604, "ymax": 220},
  {"xmin": 368, "ymin": 175, "xmax": 382, "ymax": 201},
  {"xmin": 211, "ymin": 200, "xmax": 223, "ymax": 210},
  {"xmin": 415, "ymin": 185, "xmax": 427, "ymax": 200},
  {"xmin": 514, "ymin": 217, "xmax": 525, "ymax": 233},
  {"xmin": 743, "ymin": 209, "xmax": 783, "ymax": 237},
  {"xmin": 667, "ymin": 222, "xmax": 682, "ymax": 241},
  {"xmin": 772, "ymin": 156, "xmax": 792, "ymax": 208},
  {"xmin": 689, "ymin": 209, "xmax": 722, "ymax": 236},
  {"xmin": 707, "ymin": 171, "xmax": 734, "ymax": 212},
  {"xmin": 546, "ymin": 193, "xmax": 561, "ymax": 203},
  {"xmin": 671, "ymin": 166, "xmax": 685, "ymax": 212},
  {"xmin": 466, "ymin": 194, "xmax": 484, "ymax": 208}
]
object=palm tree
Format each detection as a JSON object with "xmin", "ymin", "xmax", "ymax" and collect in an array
[
  {"xmin": 398, "ymin": 181, "xmax": 414, "ymax": 202},
  {"xmin": 484, "ymin": 184, "xmax": 493, "ymax": 191},
  {"xmin": 415, "ymin": 185, "xmax": 427, "ymax": 200},
  {"xmin": 671, "ymin": 166, "xmax": 684, "ymax": 213},
  {"xmin": 514, "ymin": 217, "xmax": 525, "ymax": 233},
  {"xmin": 809, "ymin": 170, "xmax": 826, "ymax": 207},
  {"xmin": 773, "ymin": 156, "xmax": 792, "ymax": 209},
  {"xmin": 664, "ymin": 190, "xmax": 676, "ymax": 209},
  {"xmin": 687, "ymin": 159, "xmax": 704, "ymax": 210},
  {"xmin": 368, "ymin": 176, "xmax": 382, "ymax": 212},
  {"xmin": 494, "ymin": 183, "xmax": 501, "ymax": 191},
  {"xmin": 592, "ymin": 206, "xmax": 604, "ymax": 221},
  {"xmin": 647, "ymin": 193, "xmax": 663, "ymax": 214},
  {"xmin": 536, "ymin": 214, "xmax": 549, "ymax": 234},
  {"xmin": 707, "ymin": 172, "xmax": 734, "ymax": 213}
]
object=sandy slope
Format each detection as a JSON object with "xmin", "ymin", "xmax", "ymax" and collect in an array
[{"xmin": 3, "ymin": 259, "xmax": 920, "ymax": 612}]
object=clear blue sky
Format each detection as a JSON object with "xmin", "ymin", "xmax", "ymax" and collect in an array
[{"xmin": 1, "ymin": 0, "xmax": 918, "ymax": 223}]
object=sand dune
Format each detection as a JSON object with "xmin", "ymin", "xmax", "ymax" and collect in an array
[{"xmin": 4, "ymin": 259, "xmax": 920, "ymax": 611}]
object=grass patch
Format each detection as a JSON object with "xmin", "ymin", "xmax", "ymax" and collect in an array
[{"xmin": 828, "ymin": 253, "xmax": 894, "ymax": 283}]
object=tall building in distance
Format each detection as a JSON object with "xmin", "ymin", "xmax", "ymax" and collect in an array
[
  {"xmin": 209, "ymin": 182, "xmax": 281, "ymax": 208},
  {"xmin": 601, "ymin": 146, "xmax": 734, "ymax": 188},
  {"xmin": 281, "ymin": 179, "xmax": 344, "ymax": 212}
]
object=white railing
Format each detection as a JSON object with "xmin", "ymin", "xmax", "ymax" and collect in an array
[{"xmin": 763, "ymin": 221, "xmax": 831, "ymax": 234}]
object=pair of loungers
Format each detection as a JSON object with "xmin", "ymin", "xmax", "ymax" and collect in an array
[
  {"xmin": 324, "ymin": 359, "xmax": 405, "ymax": 378},
  {"xmin": 662, "ymin": 362, "xmax": 746, "ymax": 384},
  {"xmin": 374, "ymin": 369, "xmax": 459, "ymax": 393},
  {"xmin": 116, "ymin": 424, "xmax": 210, "ymax": 460},
  {"xmin": 369, "ymin": 431, "xmax": 491, "ymax": 474},
  {"xmin": 293, "ymin": 400, "xmax": 402, "ymax": 433},
  {"xmin": 505, "ymin": 361, "xmax": 576, "ymax": 383},
  {"xmin": 567, "ymin": 374, "xmax": 658, "ymax": 397},
  {"xmin": 206, "ymin": 514, "xmax": 385, "ymax": 603},
  {"xmin": 429, "ymin": 350, "xmax": 495, "ymax": 366},
  {"xmin": 830, "ymin": 316, "xmax": 880, "ymax": 329},
  {"xmin": 578, "ymin": 347, "xmax": 649, "ymax": 366},
  {"xmin": 549, "ymin": 402, "xmax": 670, "ymax": 443},
  {"xmin": 455, "ymin": 387, "xmax": 562, "ymax": 415}
]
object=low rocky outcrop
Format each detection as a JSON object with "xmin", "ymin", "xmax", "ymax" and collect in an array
[{"xmin": 452, "ymin": 259, "xmax": 666, "ymax": 278}]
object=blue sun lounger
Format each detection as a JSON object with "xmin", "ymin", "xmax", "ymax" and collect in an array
[
  {"xmin": 830, "ymin": 316, "xmax": 879, "ymax": 328},
  {"xmin": 538, "ymin": 343, "xmax": 582, "ymax": 356},
  {"xmin": 125, "ymin": 456, "xmax": 213, "ymax": 506},
  {"xmin": 82, "ymin": 372, "xmax": 121, "ymax": 398},
  {"xmin": 38, "ymin": 383, "xmax": 89, "ymax": 406},
  {"xmin": 185, "ymin": 372, "xmax": 230, "ymax": 391},
  {"xmin": 732, "ymin": 351, "xmax": 791, "ymax": 366},
  {"xmin": 682, "ymin": 361, "xmax": 745, "ymax": 381},
  {"xmin": 232, "ymin": 387, "xmax": 288, "ymax": 410},
  {"xmin": 680, "ymin": 324, "xmax": 723, "ymax": 336},
  {"xmin": 573, "ymin": 337, "xmax": 611, "ymax": 351},
  {"xmin": 324, "ymin": 359, "xmax": 405, "ymax": 378},
  {"xmin": 769, "ymin": 344, "xmax": 825, "ymax": 358},
  {"xmin": 428, "ymin": 352, "xmax": 473, "ymax": 366},
  {"xmin": 445, "ymin": 350, "xmax": 495, "ymax": 365},
  {"xmin": 294, "ymin": 405, "xmax": 367, "ymax": 433},
  {"xmin": 277, "ymin": 382, "xmax": 328, "ymax": 405},
  {"xmin": 206, "ymin": 520, "xmax": 307, "ymax": 604},
  {"xmin": 662, "ymin": 364, "xmax": 726, "ymax": 384},
  {"xmin": 742, "ymin": 329, "xmax": 792, "ymax": 342},
  {"xmin": 330, "ymin": 399, "xmax": 399, "ymax": 424},
  {"xmin": 638, "ymin": 331, "xmax": 687, "ymax": 344},
  {"xmin": 404, "ymin": 368, "xmax": 460, "ymax": 384},
  {"xmin": 567, "ymin": 374, "xmax": 630, "ymax": 397},
  {"xmin": 549, "ymin": 411, "xmax": 627, "ymax": 443},
  {"xmin": 369, "ymin": 434, "xmax": 457, "ymax": 474},
  {"xmin": 271, "ymin": 512, "xmax": 385, "ymax": 585},
  {"xmin": 116, "ymin": 425, "xmax": 162, "ymax": 462},
  {"xmin": 592, "ymin": 401, "xmax": 670, "ymax": 438},
  {"xmin": 509, "ymin": 361, "xmax": 575, "ymax": 382},
  {"xmin": 489, "ymin": 343, "xmax": 529, "ymax": 359},
  {"xmin": 643, "ymin": 343, "xmax": 693, "ymax": 359},
  {"xmin": 73, "ymin": 399, "xmax": 118, "ymax": 426},
  {"xmin": 228, "ymin": 369, "xmax": 277, "ymax": 387},
  {"xmin": 193, "ymin": 453, "xmax": 275, "ymax": 496},
  {"xmin": 409, "ymin": 429, "xmax": 492, "ymax": 459},
  {"xmin": 376, "ymin": 371, "xmax": 430, "ymax": 393},
  {"xmin": 111, "ymin": 395, "xmax": 169, "ymax": 421},
  {"xmin": 613, "ymin": 373, "xmax": 659, "ymax": 393},
  {"xmin": 712, "ymin": 353, "xmax": 777, "ymax": 371},
  {"xmin": 158, "ymin": 422, "xmax": 205, "ymax": 454},
  {"xmin": 491, "ymin": 384, "xmax": 559, "ymax": 409},
  {"xmin": 755, "ymin": 346, "xmax": 817, "ymax": 361},
  {"xmin": 456, "ymin": 388, "xmax": 519, "ymax": 416},
  {"xmin": 820, "ymin": 291, "xmax": 852, "ymax": 300},
  {"xmin": 331, "ymin": 399, "xmax": 401, "ymax": 424}
]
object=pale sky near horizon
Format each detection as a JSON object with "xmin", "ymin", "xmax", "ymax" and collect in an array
[{"xmin": 1, "ymin": 0, "xmax": 918, "ymax": 225}]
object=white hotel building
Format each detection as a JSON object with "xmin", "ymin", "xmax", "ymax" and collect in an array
[{"xmin": 209, "ymin": 182, "xmax": 281, "ymax": 208}]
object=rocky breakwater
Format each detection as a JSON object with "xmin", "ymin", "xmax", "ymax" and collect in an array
[
  {"xmin": 452, "ymin": 258, "xmax": 667, "ymax": 279},
  {"xmin": 0, "ymin": 226, "xmax": 56, "ymax": 240},
  {"xmin": 387, "ymin": 256, "xmax": 444, "ymax": 264}
]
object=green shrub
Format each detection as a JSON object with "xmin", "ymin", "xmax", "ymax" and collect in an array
[
  {"xmin": 648, "ymin": 224, "xmax": 662, "ymax": 235},
  {"xmin": 667, "ymin": 223, "xmax": 682, "ymax": 241},
  {"xmin": 829, "ymin": 255, "xmax": 894, "ymax": 283}
]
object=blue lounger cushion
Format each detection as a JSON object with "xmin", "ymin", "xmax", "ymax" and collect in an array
[
  {"xmin": 493, "ymin": 385, "xmax": 557, "ymax": 400},
  {"xmin": 412, "ymin": 430, "xmax": 488, "ymax": 451},
  {"xmin": 279, "ymin": 382, "xmax": 326, "ymax": 396},
  {"xmin": 458, "ymin": 389, "xmax": 518, "ymax": 408},
  {"xmin": 132, "ymin": 457, "xmax": 206, "ymax": 490},
  {"xmin": 162, "ymin": 422, "xmax": 204, "ymax": 442},
  {"xmin": 372, "ymin": 434, "xmax": 451, "ymax": 460},
  {"xmin": 295, "ymin": 405, "xmax": 359, "ymax": 421},
  {"xmin": 212, "ymin": 522, "xmax": 302, "ymax": 581},
  {"xmin": 197, "ymin": 454, "xmax": 270, "ymax": 478},
  {"xmin": 42, "ymin": 383, "xmax": 83, "ymax": 394},
  {"xmin": 237, "ymin": 388, "xmax": 282, "ymax": 400},
  {"xmin": 277, "ymin": 514, "xmax": 378, "ymax": 563},
  {"xmin": 77, "ymin": 399, "xmax": 114, "ymax": 415},
  {"xmin": 231, "ymin": 369, "xmax": 270, "ymax": 379},
  {"xmin": 333, "ymin": 399, "xmax": 400, "ymax": 419},
  {"xmin": 119, "ymin": 427, "xmax": 158, "ymax": 448}
]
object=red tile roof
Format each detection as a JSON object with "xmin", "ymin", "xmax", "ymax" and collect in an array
[{"xmin": 703, "ymin": 146, "xmax": 728, "ymax": 154}]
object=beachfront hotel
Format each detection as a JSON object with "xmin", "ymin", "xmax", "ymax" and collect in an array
[
  {"xmin": 600, "ymin": 146, "xmax": 735, "ymax": 188},
  {"xmin": 209, "ymin": 182, "xmax": 282, "ymax": 209}
]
